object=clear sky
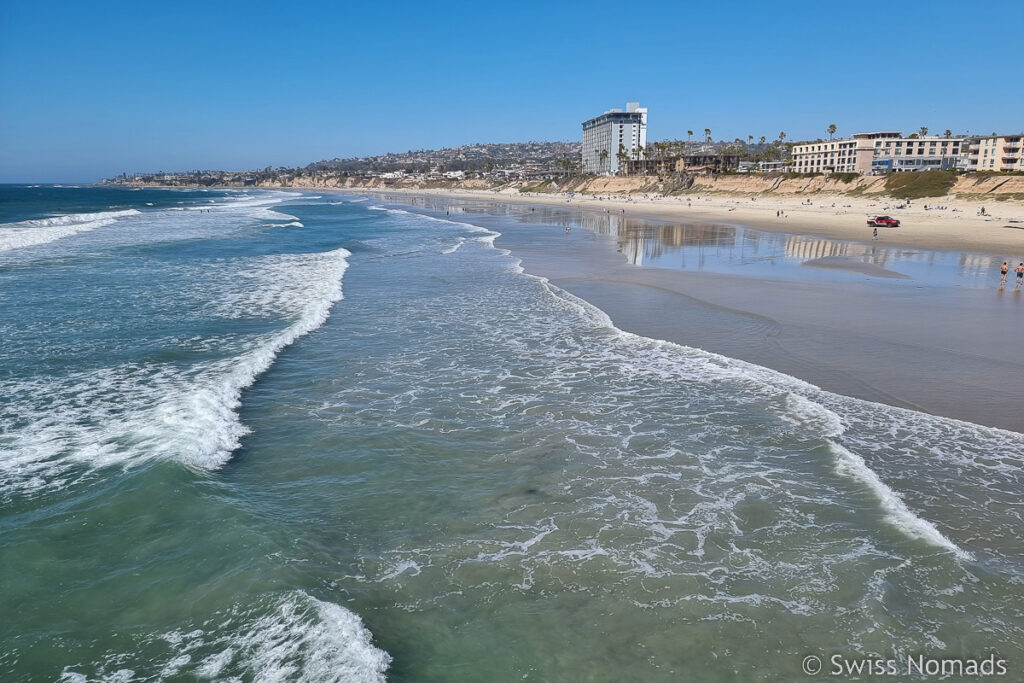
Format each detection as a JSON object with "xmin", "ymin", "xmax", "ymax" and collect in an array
[{"xmin": 2, "ymin": 0, "xmax": 1021, "ymax": 182}]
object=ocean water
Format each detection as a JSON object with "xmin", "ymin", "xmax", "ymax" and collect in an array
[{"xmin": 1, "ymin": 186, "xmax": 1022, "ymax": 681}]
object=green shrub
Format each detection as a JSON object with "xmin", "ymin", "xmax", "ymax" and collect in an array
[{"xmin": 883, "ymin": 170, "xmax": 957, "ymax": 198}]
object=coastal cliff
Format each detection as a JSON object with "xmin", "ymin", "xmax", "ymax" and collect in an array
[{"xmin": 125, "ymin": 171, "xmax": 1024, "ymax": 202}]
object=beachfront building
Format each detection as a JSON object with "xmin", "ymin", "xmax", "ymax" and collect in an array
[
  {"xmin": 791, "ymin": 132, "xmax": 967, "ymax": 174},
  {"xmin": 622, "ymin": 150, "xmax": 741, "ymax": 176},
  {"xmin": 869, "ymin": 135, "xmax": 967, "ymax": 173},
  {"xmin": 791, "ymin": 132, "xmax": 899, "ymax": 174},
  {"xmin": 582, "ymin": 102, "xmax": 647, "ymax": 175},
  {"xmin": 966, "ymin": 134, "xmax": 1024, "ymax": 172}
]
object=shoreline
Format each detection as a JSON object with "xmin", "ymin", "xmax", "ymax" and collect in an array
[
  {"xmin": 315, "ymin": 185, "xmax": 1024, "ymax": 256},
  {"xmin": 358, "ymin": 191, "xmax": 1024, "ymax": 433}
]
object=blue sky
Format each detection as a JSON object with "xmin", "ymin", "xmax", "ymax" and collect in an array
[{"xmin": 2, "ymin": 0, "xmax": 1021, "ymax": 182}]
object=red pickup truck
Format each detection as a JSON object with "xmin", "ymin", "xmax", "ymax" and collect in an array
[{"xmin": 867, "ymin": 216, "xmax": 900, "ymax": 227}]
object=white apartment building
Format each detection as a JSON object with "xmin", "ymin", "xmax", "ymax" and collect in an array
[
  {"xmin": 967, "ymin": 134, "xmax": 1024, "ymax": 172},
  {"xmin": 791, "ymin": 132, "xmax": 966, "ymax": 174},
  {"xmin": 582, "ymin": 101, "xmax": 647, "ymax": 175}
]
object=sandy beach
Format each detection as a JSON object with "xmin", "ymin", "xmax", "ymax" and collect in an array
[
  {"xmin": 349, "ymin": 189, "xmax": 1024, "ymax": 433},
  {"xmin": 356, "ymin": 185, "xmax": 1024, "ymax": 254}
]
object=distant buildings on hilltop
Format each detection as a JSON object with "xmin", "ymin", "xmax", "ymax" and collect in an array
[{"xmin": 580, "ymin": 102, "xmax": 1022, "ymax": 176}]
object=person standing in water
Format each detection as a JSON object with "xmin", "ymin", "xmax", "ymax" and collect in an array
[
  {"xmin": 1017, "ymin": 263, "xmax": 1024, "ymax": 287},
  {"xmin": 873, "ymin": 227, "xmax": 878, "ymax": 241},
  {"xmin": 1001, "ymin": 262, "xmax": 1009, "ymax": 285}
]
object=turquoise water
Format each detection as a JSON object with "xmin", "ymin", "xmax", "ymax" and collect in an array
[{"xmin": 1, "ymin": 186, "xmax": 1022, "ymax": 681}]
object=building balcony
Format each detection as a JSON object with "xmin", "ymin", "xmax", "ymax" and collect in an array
[
  {"xmin": 968, "ymin": 145, "xmax": 980, "ymax": 151},
  {"xmin": 1003, "ymin": 145, "xmax": 1021, "ymax": 152}
]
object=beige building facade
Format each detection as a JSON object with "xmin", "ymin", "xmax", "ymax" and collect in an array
[
  {"xmin": 791, "ymin": 132, "xmax": 966, "ymax": 174},
  {"xmin": 791, "ymin": 132, "xmax": 900, "ymax": 174},
  {"xmin": 869, "ymin": 135, "xmax": 966, "ymax": 172},
  {"xmin": 967, "ymin": 134, "xmax": 1023, "ymax": 172}
]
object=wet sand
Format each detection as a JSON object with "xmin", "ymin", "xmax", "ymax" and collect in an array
[
  {"xmin": 477, "ymin": 209, "xmax": 1024, "ymax": 434},
  {"xmin": 359, "ymin": 186, "xmax": 1024, "ymax": 254},
  {"xmin": 330, "ymin": 189, "xmax": 1024, "ymax": 433}
]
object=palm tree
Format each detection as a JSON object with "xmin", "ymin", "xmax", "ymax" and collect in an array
[
  {"xmin": 759, "ymin": 136, "xmax": 766, "ymax": 146},
  {"xmin": 944, "ymin": 129, "xmax": 952, "ymax": 138},
  {"xmin": 687, "ymin": 130, "xmax": 693, "ymax": 144},
  {"xmin": 919, "ymin": 126, "xmax": 929, "ymax": 138},
  {"xmin": 747, "ymin": 135, "xmax": 754, "ymax": 149},
  {"xmin": 827, "ymin": 124, "xmax": 837, "ymax": 140},
  {"xmin": 704, "ymin": 128, "xmax": 712, "ymax": 144},
  {"xmin": 778, "ymin": 131, "xmax": 786, "ymax": 144},
  {"xmin": 616, "ymin": 143, "xmax": 629, "ymax": 174},
  {"xmin": 598, "ymin": 149, "xmax": 609, "ymax": 172}
]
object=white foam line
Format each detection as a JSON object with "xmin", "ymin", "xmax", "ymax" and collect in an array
[
  {"xmin": 61, "ymin": 591, "xmax": 390, "ymax": 683},
  {"xmin": 0, "ymin": 248, "xmax": 352, "ymax": 499},
  {"xmin": 164, "ymin": 248, "xmax": 350, "ymax": 470},
  {"xmin": 0, "ymin": 209, "xmax": 141, "ymax": 252},
  {"xmin": 377, "ymin": 207, "xmax": 504, "ymax": 251},
  {"xmin": 436, "ymin": 212, "xmax": 978, "ymax": 561},
  {"xmin": 780, "ymin": 392, "xmax": 845, "ymax": 439},
  {"xmin": 829, "ymin": 442, "xmax": 971, "ymax": 560},
  {"xmin": 440, "ymin": 238, "xmax": 465, "ymax": 254}
]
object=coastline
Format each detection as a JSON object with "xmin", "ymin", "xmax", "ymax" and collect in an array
[
  {"xmin": 324, "ymin": 184, "xmax": 1024, "ymax": 255},
  {"xmin": 351, "ymin": 190, "xmax": 1024, "ymax": 433}
]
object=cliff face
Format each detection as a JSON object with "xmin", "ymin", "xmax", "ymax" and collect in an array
[
  {"xmin": 690, "ymin": 174, "xmax": 885, "ymax": 194},
  {"xmin": 949, "ymin": 174, "xmax": 1024, "ymax": 196},
  {"xmin": 124, "ymin": 171, "xmax": 1024, "ymax": 200},
  {"xmin": 689, "ymin": 173, "xmax": 1024, "ymax": 197}
]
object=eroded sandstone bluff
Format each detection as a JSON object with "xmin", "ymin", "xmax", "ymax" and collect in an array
[{"xmin": 127, "ymin": 172, "xmax": 1024, "ymax": 200}]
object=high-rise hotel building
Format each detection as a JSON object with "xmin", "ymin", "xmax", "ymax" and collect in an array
[{"xmin": 582, "ymin": 102, "xmax": 647, "ymax": 175}]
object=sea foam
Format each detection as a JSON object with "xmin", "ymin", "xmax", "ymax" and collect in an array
[
  {"xmin": 0, "ymin": 209, "xmax": 140, "ymax": 252},
  {"xmin": 60, "ymin": 592, "xmax": 390, "ymax": 683},
  {"xmin": 400, "ymin": 203, "xmax": 981, "ymax": 561},
  {"xmin": 0, "ymin": 247, "xmax": 351, "ymax": 499}
]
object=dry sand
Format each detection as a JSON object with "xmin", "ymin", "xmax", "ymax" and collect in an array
[{"xmin": 359, "ymin": 185, "xmax": 1024, "ymax": 254}]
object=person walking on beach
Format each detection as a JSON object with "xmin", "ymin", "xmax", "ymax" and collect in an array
[
  {"xmin": 873, "ymin": 227, "xmax": 878, "ymax": 241},
  {"xmin": 1017, "ymin": 263, "xmax": 1024, "ymax": 287},
  {"xmin": 1001, "ymin": 262, "xmax": 1009, "ymax": 284}
]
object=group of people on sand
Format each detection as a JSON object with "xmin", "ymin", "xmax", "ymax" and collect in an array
[{"xmin": 1001, "ymin": 262, "xmax": 1024, "ymax": 287}]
